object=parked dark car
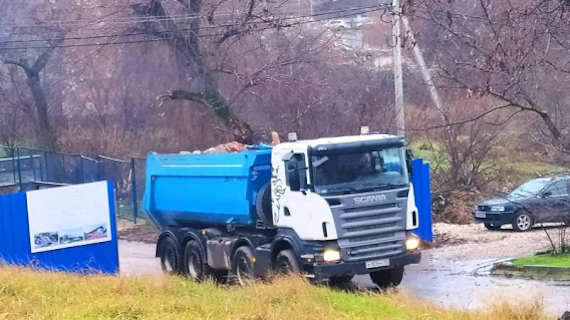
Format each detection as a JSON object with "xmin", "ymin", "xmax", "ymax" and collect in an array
[{"xmin": 473, "ymin": 175, "xmax": 569, "ymax": 231}]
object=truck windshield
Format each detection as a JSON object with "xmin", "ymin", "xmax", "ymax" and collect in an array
[{"xmin": 311, "ymin": 147, "xmax": 408, "ymax": 195}]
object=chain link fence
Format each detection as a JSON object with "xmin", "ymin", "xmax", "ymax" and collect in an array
[{"xmin": 0, "ymin": 146, "xmax": 146, "ymax": 223}]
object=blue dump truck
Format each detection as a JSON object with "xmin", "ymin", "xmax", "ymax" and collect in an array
[{"xmin": 143, "ymin": 134, "xmax": 421, "ymax": 286}]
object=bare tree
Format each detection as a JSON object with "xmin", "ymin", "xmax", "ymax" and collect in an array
[
  {"xmin": 2, "ymin": 36, "xmax": 64, "ymax": 151},
  {"xmin": 410, "ymin": 0, "xmax": 570, "ymax": 155},
  {"xmin": 131, "ymin": 0, "xmax": 258, "ymax": 142}
]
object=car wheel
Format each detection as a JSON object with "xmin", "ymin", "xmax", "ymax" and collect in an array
[
  {"xmin": 274, "ymin": 249, "xmax": 300, "ymax": 275},
  {"xmin": 513, "ymin": 212, "xmax": 533, "ymax": 232},
  {"xmin": 370, "ymin": 267, "xmax": 404, "ymax": 288},
  {"xmin": 232, "ymin": 246, "xmax": 255, "ymax": 285},
  {"xmin": 484, "ymin": 223, "xmax": 501, "ymax": 231}
]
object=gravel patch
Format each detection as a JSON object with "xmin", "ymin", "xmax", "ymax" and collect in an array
[{"xmin": 432, "ymin": 222, "xmax": 559, "ymax": 259}]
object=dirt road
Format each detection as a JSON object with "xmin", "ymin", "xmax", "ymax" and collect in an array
[{"xmin": 118, "ymin": 223, "xmax": 570, "ymax": 315}]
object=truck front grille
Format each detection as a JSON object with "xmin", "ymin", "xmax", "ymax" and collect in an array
[{"xmin": 337, "ymin": 202, "xmax": 405, "ymax": 262}]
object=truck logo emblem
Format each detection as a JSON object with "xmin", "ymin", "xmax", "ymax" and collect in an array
[{"xmin": 353, "ymin": 194, "xmax": 386, "ymax": 205}]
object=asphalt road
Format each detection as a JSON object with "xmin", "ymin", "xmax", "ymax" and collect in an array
[
  {"xmin": 354, "ymin": 249, "xmax": 570, "ymax": 315},
  {"xmin": 118, "ymin": 236, "xmax": 570, "ymax": 316}
]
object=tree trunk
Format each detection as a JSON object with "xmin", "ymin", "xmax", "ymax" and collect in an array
[
  {"xmin": 133, "ymin": 0, "xmax": 253, "ymax": 143},
  {"xmin": 25, "ymin": 72, "xmax": 58, "ymax": 151}
]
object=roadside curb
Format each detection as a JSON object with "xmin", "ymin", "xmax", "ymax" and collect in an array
[{"xmin": 491, "ymin": 260, "xmax": 570, "ymax": 281}]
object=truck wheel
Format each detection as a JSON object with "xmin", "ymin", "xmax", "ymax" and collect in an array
[
  {"xmin": 513, "ymin": 212, "xmax": 533, "ymax": 232},
  {"xmin": 329, "ymin": 275, "xmax": 354, "ymax": 287},
  {"xmin": 159, "ymin": 237, "xmax": 180, "ymax": 275},
  {"xmin": 183, "ymin": 240, "xmax": 204, "ymax": 281},
  {"xmin": 370, "ymin": 267, "xmax": 404, "ymax": 289},
  {"xmin": 232, "ymin": 246, "xmax": 255, "ymax": 285},
  {"xmin": 274, "ymin": 249, "xmax": 300, "ymax": 275}
]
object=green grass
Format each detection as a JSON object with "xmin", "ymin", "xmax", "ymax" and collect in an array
[
  {"xmin": 408, "ymin": 138, "xmax": 450, "ymax": 170},
  {"xmin": 409, "ymin": 137, "xmax": 568, "ymax": 179},
  {"xmin": 502, "ymin": 161, "xmax": 568, "ymax": 178},
  {"xmin": 0, "ymin": 266, "xmax": 550, "ymax": 320},
  {"xmin": 513, "ymin": 254, "xmax": 570, "ymax": 267}
]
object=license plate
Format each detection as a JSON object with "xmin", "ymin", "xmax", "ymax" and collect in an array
[
  {"xmin": 475, "ymin": 211, "xmax": 486, "ymax": 218},
  {"xmin": 365, "ymin": 259, "xmax": 390, "ymax": 269}
]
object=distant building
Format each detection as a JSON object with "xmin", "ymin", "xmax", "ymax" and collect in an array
[{"xmin": 311, "ymin": 0, "xmax": 379, "ymax": 15}]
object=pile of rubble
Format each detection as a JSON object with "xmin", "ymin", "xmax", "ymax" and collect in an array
[{"xmin": 190, "ymin": 131, "xmax": 281, "ymax": 154}]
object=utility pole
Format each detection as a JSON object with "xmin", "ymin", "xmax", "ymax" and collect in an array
[
  {"xmin": 391, "ymin": 0, "xmax": 405, "ymax": 136},
  {"xmin": 401, "ymin": 16, "xmax": 444, "ymax": 118}
]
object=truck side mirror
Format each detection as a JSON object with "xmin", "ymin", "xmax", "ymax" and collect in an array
[{"xmin": 405, "ymin": 149, "xmax": 414, "ymax": 179}]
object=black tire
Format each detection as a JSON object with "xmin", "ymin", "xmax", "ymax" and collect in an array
[
  {"xmin": 329, "ymin": 275, "xmax": 354, "ymax": 287},
  {"xmin": 274, "ymin": 249, "xmax": 300, "ymax": 275},
  {"xmin": 256, "ymin": 183, "xmax": 273, "ymax": 228},
  {"xmin": 232, "ymin": 246, "xmax": 255, "ymax": 285},
  {"xmin": 370, "ymin": 267, "xmax": 404, "ymax": 288},
  {"xmin": 183, "ymin": 240, "xmax": 205, "ymax": 281},
  {"xmin": 484, "ymin": 223, "xmax": 501, "ymax": 231},
  {"xmin": 513, "ymin": 212, "xmax": 533, "ymax": 232},
  {"xmin": 159, "ymin": 236, "xmax": 181, "ymax": 275}
]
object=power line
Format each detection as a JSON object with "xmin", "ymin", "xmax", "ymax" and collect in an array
[
  {"xmin": 0, "ymin": 3, "xmax": 385, "ymax": 41},
  {"xmin": 0, "ymin": 3, "xmax": 389, "ymax": 32},
  {"xmin": 0, "ymin": 5, "xmax": 389, "ymax": 50}
]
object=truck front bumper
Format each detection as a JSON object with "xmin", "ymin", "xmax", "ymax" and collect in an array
[{"xmin": 305, "ymin": 251, "xmax": 421, "ymax": 279}]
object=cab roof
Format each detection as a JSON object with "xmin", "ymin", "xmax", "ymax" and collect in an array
[{"xmin": 274, "ymin": 133, "xmax": 402, "ymax": 151}]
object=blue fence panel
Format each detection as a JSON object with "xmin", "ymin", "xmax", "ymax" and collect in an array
[
  {"xmin": 0, "ymin": 181, "xmax": 119, "ymax": 274},
  {"xmin": 412, "ymin": 158, "xmax": 433, "ymax": 242}
]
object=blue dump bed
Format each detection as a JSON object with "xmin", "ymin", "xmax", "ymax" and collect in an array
[{"xmin": 143, "ymin": 146, "xmax": 272, "ymax": 230}]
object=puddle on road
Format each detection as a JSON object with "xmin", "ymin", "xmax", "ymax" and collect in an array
[{"xmin": 354, "ymin": 250, "xmax": 570, "ymax": 315}]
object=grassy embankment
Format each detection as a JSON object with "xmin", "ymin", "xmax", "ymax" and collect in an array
[
  {"xmin": 513, "ymin": 254, "xmax": 570, "ymax": 267},
  {"xmin": 0, "ymin": 266, "xmax": 550, "ymax": 320},
  {"xmin": 409, "ymin": 138, "xmax": 568, "ymax": 182}
]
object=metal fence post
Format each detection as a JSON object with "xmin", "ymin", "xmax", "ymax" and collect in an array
[
  {"xmin": 16, "ymin": 148, "xmax": 23, "ymax": 191},
  {"xmin": 10, "ymin": 147, "xmax": 17, "ymax": 184},
  {"xmin": 80, "ymin": 156, "xmax": 85, "ymax": 183},
  {"xmin": 130, "ymin": 158, "xmax": 138, "ymax": 224}
]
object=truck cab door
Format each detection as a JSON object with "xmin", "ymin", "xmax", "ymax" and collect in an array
[{"xmin": 271, "ymin": 152, "xmax": 337, "ymax": 240}]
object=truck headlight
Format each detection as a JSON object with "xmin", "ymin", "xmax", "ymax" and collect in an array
[
  {"xmin": 323, "ymin": 249, "xmax": 341, "ymax": 262},
  {"xmin": 490, "ymin": 206, "xmax": 505, "ymax": 212},
  {"xmin": 405, "ymin": 235, "xmax": 420, "ymax": 251}
]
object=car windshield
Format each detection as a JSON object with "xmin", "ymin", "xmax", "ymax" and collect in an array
[
  {"xmin": 311, "ymin": 147, "xmax": 408, "ymax": 195},
  {"xmin": 508, "ymin": 178, "xmax": 550, "ymax": 199}
]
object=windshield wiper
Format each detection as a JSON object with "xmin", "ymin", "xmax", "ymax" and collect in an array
[
  {"xmin": 356, "ymin": 183, "xmax": 407, "ymax": 193},
  {"xmin": 321, "ymin": 186, "xmax": 358, "ymax": 195}
]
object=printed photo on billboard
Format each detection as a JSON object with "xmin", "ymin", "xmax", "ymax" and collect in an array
[{"xmin": 26, "ymin": 181, "xmax": 112, "ymax": 253}]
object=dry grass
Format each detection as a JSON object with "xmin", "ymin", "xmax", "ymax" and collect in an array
[{"xmin": 0, "ymin": 266, "xmax": 553, "ymax": 320}]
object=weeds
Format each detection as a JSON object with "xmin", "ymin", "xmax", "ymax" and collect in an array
[{"xmin": 0, "ymin": 267, "xmax": 552, "ymax": 320}]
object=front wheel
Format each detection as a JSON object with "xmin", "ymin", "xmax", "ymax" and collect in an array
[
  {"xmin": 513, "ymin": 212, "xmax": 533, "ymax": 232},
  {"xmin": 370, "ymin": 267, "xmax": 404, "ymax": 289},
  {"xmin": 329, "ymin": 275, "xmax": 354, "ymax": 288}
]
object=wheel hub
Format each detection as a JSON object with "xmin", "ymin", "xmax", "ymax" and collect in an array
[{"xmin": 517, "ymin": 215, "xmax": 531, "ymax": 230}]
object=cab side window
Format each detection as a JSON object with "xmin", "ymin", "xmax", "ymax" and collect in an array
[{"xmin": 285, "ymin": 153, "xmax": 307, "ymax": 191}]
